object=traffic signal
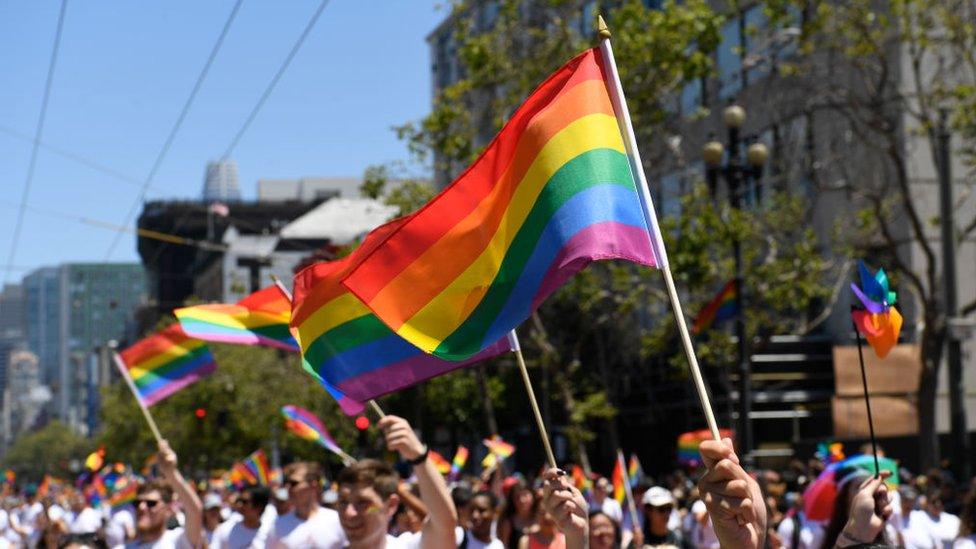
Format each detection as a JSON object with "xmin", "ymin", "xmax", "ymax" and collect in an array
[
  {"xmin": 194, "ymin": 408, "xmax": 206, "ymax": 420},
  {"xmin": 355, "ymin": 416, "xmax": 370, "ymax": 430}
]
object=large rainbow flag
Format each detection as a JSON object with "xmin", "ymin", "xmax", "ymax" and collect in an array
[
  {"xmin": 290, "ymin": 219, "xmax": 512, "ymax": 415},
  {"xmin": 692, "ymin": 280, "xmax": 738, "ymax": 334},
  {"xmin": 342, "ymin": 48, "xmax": 661, "ymax": 360},
  {"xmin": 175, "ymin": 285, "xmax": 299, "ymax": 351},
  {"xmin": 115, "ymin": 324, "xmax": 217, "ymax": 407},
  {"xmin": 281, "ymin": 405, "xmax": 345, "ymax": 457}
]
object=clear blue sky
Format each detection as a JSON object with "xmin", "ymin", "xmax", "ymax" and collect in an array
[{"xmin": 0, "ymin": 1, "xmax": 444, "ymax": 280}]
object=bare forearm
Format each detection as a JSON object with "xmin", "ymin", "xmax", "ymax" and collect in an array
[
  {"xmin": 164, "ymin": 468, "xmax": 203, "ymax": 543},
  {"xmin": 415, "ymin": 457, "xmax": 458, "ymax": 548}
]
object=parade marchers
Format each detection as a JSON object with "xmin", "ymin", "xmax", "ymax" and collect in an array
[{"xmin": 0, "ymin": 428, "xmax": 972, "ymax": 549}]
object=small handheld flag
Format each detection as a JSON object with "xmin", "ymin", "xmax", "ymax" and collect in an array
[
  {"xmin": 175, "ymin": 285, "xmax": 299, "ymax": 351},
  {"xmin": 242, "ymin": 449, "xmax": 270, "ymax": 486},
  {"xmin": 450, "ymin": 446, "xmax": 469, "ymax": 479},
  {"xmin": 611, "ymin": 458, "xmax": 626, "ymax": 503},
  {"xmin": 429, "ymin": 451, "xmax": 451, "ymax": 475},
  {"xmin": 85, "ymin": 447, "xmax": 105, "ymax": 471},
  {"xmin": 627, "ymin": 454, "xmax": 643, "ymax": 488},
  {"xmin": 281, "ymin": 405, "xmax": 355, "ymax": 465},
  {"xmin": 116, "ymin": 324, "xmax": 217, "ymax": 407},
  {"xmin": 692, "ymin": 280, "xmax": 738, "ymax": 334}
]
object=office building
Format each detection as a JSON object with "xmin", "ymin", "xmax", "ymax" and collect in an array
[{"xmin": 203, "ymin": 159, "xmax": 241, "ymax": 202}]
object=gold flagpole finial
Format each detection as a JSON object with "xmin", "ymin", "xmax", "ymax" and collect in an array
[{"xmin": 597, "ymin": 14, "xmax": 611, "ymax": 39}]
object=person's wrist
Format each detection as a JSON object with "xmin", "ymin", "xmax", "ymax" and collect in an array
[
  {"xmin": 836, "ymin": 523, "xmax": 873, "ymax": 547},
  {"xmin": 407, "ymin": 445, "xmax": 429, "ymax": 465}
]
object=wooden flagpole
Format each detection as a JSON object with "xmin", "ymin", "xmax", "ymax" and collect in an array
[
  {"xmin": 508, "ymin": 330, "xmax": 558, "ymax": 469},
  {"xmin": 597, "ymin": 15, "xmax": 721, "ymax": 441},
  {"xmin": 112, "ymin": 352, "xmax": 164, "ymax": 444},
  {"xmin": 270, "ymin": 274, "xmax": 388, "ymax": 420},
  {"xmin": 617, "ymin": 449, "xmax": 641, "ymax": 530}
]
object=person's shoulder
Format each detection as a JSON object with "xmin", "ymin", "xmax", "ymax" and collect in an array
[
  {"xmin": 388, "ymin": 531, "xmax": 423, "ymax": 549},
  {"xmin": 312, "ymin": 507, "xmax": 341, "ymax": 525}
]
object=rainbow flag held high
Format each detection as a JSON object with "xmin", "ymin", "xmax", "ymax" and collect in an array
[
  {"xmin": 483, "ymin": 436, "xmax": 515, "ymax": 465},
  {"xmin": 115, "ymin": 324, "xmax": 217, "ymax": 407},
  {"xmin": 231, "ymin": 462, "xmax": 257, "ymax": 487},
  {"xmin": 342, "ymin": 48, "xmax": 662, "ymax": 361},
  {"xmin": 108, "ymin": 478, "xmax": 138, "ymax": 509},
  {"xmin": 290, "ymin": 219, "xmax": 512, "ymax": 416},
  {"xmin": 571, "ymin": 465, "xmax": 592, "ymax": 498},
  {"xmin": 450, "ymin": 446, "xmax": 469, "ymax": 478},
  {"xmin": 175, "ymin": 285, "xmax": 299, "ymax": 352},
  {"xmin": 242, "ymin": 449, "xmax": 271, "ymax": 486},
  {"xmin": 429, "ymin": 450, "xmax": 451, "ymax": 475},
  {"xmin": 627, "ymin": 454, "xmax": 643, "ymax": 488},
  {"xmin": 677, "ymin": 428, "xmax": 734, "ymax": 467},
  {"xmin": 281, "ymin": 405, "xmax": 345, "ymax": 457},
  {"xmin": 611, "ymin": 457, "xmax": 626, "ymax": 503},
  {"xmin": 692, "ymin": 280, "xmax": 739, "ymax": 334}
]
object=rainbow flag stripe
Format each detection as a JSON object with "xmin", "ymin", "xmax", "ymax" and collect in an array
[
  {"xmin": 429, "ymin": 450, "xmax": 451, "ymax": 475},
  {"xmin": 175, "ymin": 285, "xmax": 299, "ymax": 351},
  {"xmin": 109, "ymin": 479, "xmax": 138, "ymax": 509},
  {"xmin": 483, "ymin": 436, "xmax": 515, "ymax": 459},
  {"xmin": 627, "ymin": 454, "xmax": 643, "ymax": 488},
  {"xmin": 281, "ymin": 405, "xmax": 344, "ymax": 457},
  {"xmin": 116, "ymin": 324, "xmax": 217, "ymax": 407},
  {"xmin": 290, "ymin": 219, "xmax": 512, "ymax": 415},
  {"xmin": 677, "ymin": 428, "xmax": 734, "ymax": 466},
  {"xmin": 343, "ymin": 48, "xmax": 659, "ymax": 360},
  {"xmin": 612, "ymin": 456, "xmax": 626, "ymax": 504},
  {"xmin": 450, "ymin": 446, "xmax": 469, "ymax": 478},
  {"xmin": 242, "ymin": 449, "xmax": 270, "ymax": 486},
  {"xmin": 692, "ymin": 280, "xmax": 738, "ymax": 334}
]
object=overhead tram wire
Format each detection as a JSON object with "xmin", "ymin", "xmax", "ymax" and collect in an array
[
  {"xmin": 103, "ymin": 0, "xmax": 246, "ymax": 260},
  {"xmin": 4, "ymin": 0, "xmax": 69, "ymax": 284},
  {"xmin": 220, "ymin": 0, "xmax": 332, "ymax": 159}
]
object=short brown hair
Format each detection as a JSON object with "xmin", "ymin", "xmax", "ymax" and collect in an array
[
  {"xmin": 283, "ymin": 461, "xmax": 322, "ymax": 485},
  {"xmin": 137, "ymin": 479, "xmax": 174, "ymax": 503},
  {"xmin": 336, "ymin": 459, "xmax": 399, "ymax": 500}
]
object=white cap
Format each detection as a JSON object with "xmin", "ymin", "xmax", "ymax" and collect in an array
[
  {"xmin": 274, "ymin": 488, "xmax": 289, "ymax": 501},
  {"xmin": 203, "ymin": 493, "xmax": 222, "ymax": 509},
  {"xmin": 641, "ymin": 486, "xmax": 675, "ymax": 507}
]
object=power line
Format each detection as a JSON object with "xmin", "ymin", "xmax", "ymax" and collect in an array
[
  {"xmin": 221, "ymin": 0, "xmax": 332, "ymax": 159},
  {"xmin": 0, "ymin": 123, "xmax": 164, "ymax": 194},
  {"xmin": 104, "ymin": 0, "xmax": 246, "ymax": 260},
  {"xmin": 4, "ymin": 0, "xmax": 69, "ymax": 284}
]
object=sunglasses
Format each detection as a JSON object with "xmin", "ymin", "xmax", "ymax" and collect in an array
[
  {"xmin": 645, "ymin": 504, "xmax": 674, "ymax": 514},
  {"xmin": 137, "ymin": 498, "xmax": 162, "ymax": 509},
  {"xmin": 284, "ymin": 479, "xmax": 304, "ymax": 488}
]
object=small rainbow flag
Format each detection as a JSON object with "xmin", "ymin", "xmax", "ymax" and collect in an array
[
  {"xmin": 429, "ymin": 450, "xmax": 451, "ymax": 475},
  {"xmin": 242, "ymin": 449, "xmax": 270, "ymax": 486},
  {"xmin": 342, "ymin": 47, "xmax": 662, "ymax": 361},
  {"xmin": 175, "ymin": 285, "xmax": 299, "ymax": 352},
  {"xmin": 37, "ymin": 475, "xmax": 51, "ymax": 498},
  {"xmin": 692, "ymin": 280, "xmax": 738, "ymax": 334},
  {"xmin": 85, "ymin": 447, "xmax": 105, "ymax": 471},
  {"xmin": 450, "ymin": 446, "xmax": 469, "ymax": 478},
  {"xmin": 115, "ymin": 324, "xmax": 217, "ymax": 407},
  {"xmin": 281, "ymin": 405, "xmax": 345, "ymax": 458},
  {"xmin": 571, "ymin": 465, "xmax": 592, "ymax": 498},
  {"xmin": 483, "ymin": 435, "xmax": 515, "ymax": 467},
  {"xmin": 677, "ymin": 428, "xmax": 734, "ymax": 466},
  {"xmin": 3, "ymin": 470, "xmax": 14, "ymax": 484},
  {"xmin": 109, "ymin": 478, "xmax": 138, "ymax": 509},
  {"xmin": 290, "ymin": 219, "xmax": 512, "ymax": 416},
  {"xmin": 627, "ymin": 454, "xmax": 643, "ymax": 488},
  {"xmin": 611, "ymin": 456, "xmax": 626, "ymax": 503}
]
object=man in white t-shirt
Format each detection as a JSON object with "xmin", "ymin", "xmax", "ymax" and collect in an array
[
  {"xmin": 336, "ymin": 415, "xmax": 458, "ymax": 549},
  {"xmin": 106, "ymin": 503, "xmax": 136, "ymax": 549},
  {"xmin": 919, "ymin": 491, "xmax": 961, "ymax": 548},
  {"xmin": 211, "ymin": 485, "xmax": 271, "ymax": 549},
  {"xmin": 266, "ymin": 462, "xmax": 345, "ymax": 549},
  {"xmin": 591, "ymin": 478, "xmax": 623, "ymax": 525},
  {"xmin": 125, "ymin": 440, "xmax": 203, "ymax": 549},
  {"xmin": 67, "ymin": 493, "xmax": 103, "ymax": 534}
]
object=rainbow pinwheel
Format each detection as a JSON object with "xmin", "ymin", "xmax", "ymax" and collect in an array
[{"xmin": 851, "ymin": 261, "xmax": 902, "ymax": 358}]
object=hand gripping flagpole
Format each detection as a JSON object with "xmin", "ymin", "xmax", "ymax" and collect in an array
[
  {"xmin": 507, "ymin": 330, "xmax": 558, "ymax": 469},
  {"xmin": 271, "ymin": 274, "xmax": 389, "ymax": 419},
  {"xmin": 597, "ymin": 15, "xmax": 721, "ymax": 441},
  {"xmin": 112, "ymin": 352, "xmax": 165, "ymax": 444}
]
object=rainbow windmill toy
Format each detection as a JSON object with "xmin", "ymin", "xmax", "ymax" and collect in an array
[{"xmin": 850, "ymin": 261, "xmax": 902, "ymax": 358}]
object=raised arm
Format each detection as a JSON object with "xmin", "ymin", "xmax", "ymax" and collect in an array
[
  {"xmin": 541, "ymin": 468, "xmax": 589, "ymax": 549},
  {"xmin": 379, "ymin": 415, "xmax": 457, "ymax": 549},
  {"xmin": 698, "ymin": 438, "xmax": 766, "ymax": 549},
  {"xmin": 158, "ymin": 439, "xmax": 203, "ymax": 548}
]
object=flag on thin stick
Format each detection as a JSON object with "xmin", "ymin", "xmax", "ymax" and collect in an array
[
  {"xmin": 175, "ymin": 285, "xmax": 299, "ymax": 351},
  {"xmin": 116, "ymin": 324, "xmax": 217, "ymax": 407}
]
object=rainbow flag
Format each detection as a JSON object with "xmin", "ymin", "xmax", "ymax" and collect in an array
[
  {"xmin": 175, "ymin": 285, "xmax": 299, "ymax": 352},
  {"xmin": 37, "ymin": 475, "xmax": 51, "ymax": 498},
  {"xmin": 281, "ymin": 405, "xmax": 345, "ymax": 457},
  {"xmin": 231, "ymin": 462, "xmax": 257, "ymax": 486},
  {"xmin": 429, "ymin": 450, "xmax": 451, "ymax": 475},
  {"xmin": 611, "ymin": 457, "xmax": 626, "ymax": 503},
  {"xmin": 3, "ymin": 470, "xmax": 14, "ymax": 484},
  {"xmin": 450, "ymin": 446, "xmax": 469, "ymax": 478},
  {"xmin": 627, "ymin": 454, "xmax": 643, "ymax": 488},
  {"xmin": 290, "ymin": 218, "xmax": 512, "ymax": 415},
  {"xmin": 483, "ymin": 435, "xmax": 515, "ymax": 462},
  {"xmin": 109, "ymin": 478, "xmax": 138, "ymax": 509},
  {"xmin": 692, "ymin": 280, "xmax": 738, "ymax": 334},
  {"xmin": 342, "ymin": 48, "xmax": 661, "ymax": 361},
  {"xmin": 115, "ymin": 324, "xmax": 217, "ymax": 406},
  {"xmin": 571, "ymin": 465, "xmax": 592, "ymax": 498},
  {"xmin": 85, "ymin": 447, "xmax": 105, "ymax": 471},
  {"xmin": 242, "ymin": 449, "xmax": 270, "ymax": 486},
  {"xmin": 677, "ymin": 428, "xmax": 734, "ymax": 466}
]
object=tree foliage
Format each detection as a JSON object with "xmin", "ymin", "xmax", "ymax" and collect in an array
[{"xmin": 2, "ymin": 422, "xmax": 93, "ymax": 481}]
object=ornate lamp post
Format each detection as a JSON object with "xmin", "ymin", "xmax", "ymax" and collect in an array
[{"xmin": 702, "ymin": 105, "xmax": 768, "ymax": 463}]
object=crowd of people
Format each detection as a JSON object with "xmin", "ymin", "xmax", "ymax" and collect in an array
[{"xmin": 0, "ymin": 424, "xmax": 973, "ymax": 549}]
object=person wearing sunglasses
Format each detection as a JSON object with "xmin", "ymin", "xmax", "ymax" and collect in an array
[
  {"xmin": 334, "ymin": 415, "xmax": 457, "ymax": 549},
  {"xmin": 211, "ymin": 486, "xmax": 271, "ymax": 549},
  {"xmin": 639, "ymin": 486, "xmax": 690, "ymax": 548},
  {"xmin": 266, "ymin": 461, "xmax": 345, "ymax": 548},
  {"xmin": 125, "ymin": 440, "xmax": 202, "ymax": 549}
]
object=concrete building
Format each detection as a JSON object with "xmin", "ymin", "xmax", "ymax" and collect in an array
[
  {"xmin": 22, "ymin": 264, "xmax": 146, "ymax": 431},
  {"xmin": 203, "ymin": 159, "xmax": 241, "ymax": 202},
  {"xmin": 257, "ymin": 176, "xmax": 406, "ymax": 202},
  {"xmin": 2, "ymin": 350, "xmax": 49, "ymax": 451},
  {"xmin": 0, "ymin": 284, "xmax": 27, "ymax": 410}
]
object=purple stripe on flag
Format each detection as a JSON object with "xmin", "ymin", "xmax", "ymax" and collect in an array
[{"xmin": 141, "ymin": 362, "xmax": 217, "ymax": 407}]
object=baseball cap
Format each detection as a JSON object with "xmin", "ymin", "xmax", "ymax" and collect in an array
[
  {"xmin": 203, "ymin": 493, "xmax": 222, "ymax": 509},
  {"xmin": 641, "ymin": 486, "xmax": 675, "ymax": 507}
]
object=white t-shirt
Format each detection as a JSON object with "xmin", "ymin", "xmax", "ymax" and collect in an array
[
  {"xmin": 463, "ymin": 531, "xmax": 505, "ymax": 549},
  {"xmin": 887, "ymin": 510, "xmax": 940, "ymax": 549},
  {"xmin": 953, "ymin": 537, "xmax": 976, "ymax": 549},
  {"xmin": 210, "ymin": 517, "xmax": 270, "ymax": 549},
  {"xmin": 598, "ymin": 498, "xmax": 623, "ymax": 525},
  {"xmin": 125, "ymin": 527, "xmax": 194, "ymax": 549},
  {"xmin": 776, "ymin": 513, "xmax": 824, "ymax": 549},
  {"xmin": 385, "ymin": 532, "xmax": 422, "ymax": 548},
  {"xmin": 266, "ymin": 508, "xmax": 345, "ymax": 549},
  {"xmin": 920, "ymin": 511, "xmax": 962, "ymax": 547},
  {"xmin": 68, "ymin": 506, "xmax": 104, "ymax": 533},
  {"xmin": 106, "ymin": 506, "xmax": 136, "ymax": 549},
  {"xmin": 688, "ymin": 501, "xmax": 720, "ymax": 549}
]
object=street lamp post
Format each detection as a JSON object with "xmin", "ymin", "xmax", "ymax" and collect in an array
[{"xmin": 702, "ymin": 105, "xmax": 768, "ymax": 464}]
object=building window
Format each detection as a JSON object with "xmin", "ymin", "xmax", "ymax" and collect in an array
[
  {"xmin": 742, "ymin": 5, "xmax": 769, "ymax": 83},
  {"xmin": 680, "ymin": 77, "xmax": 703, "ymax": 117},
  {"xmin": 717, "ymin": 17, "xmax": 742, "ymax": 100}
]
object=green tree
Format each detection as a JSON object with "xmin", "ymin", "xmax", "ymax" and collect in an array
[{"xmin": 2, "ymin": 422, "xmax": 94, "ymax": 481}]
